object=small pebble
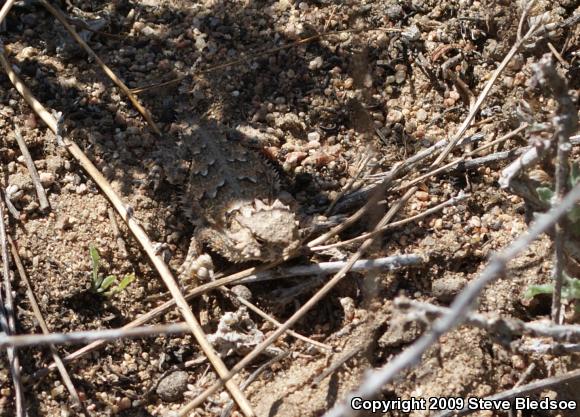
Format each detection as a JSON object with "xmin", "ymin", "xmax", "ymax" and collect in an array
[
  {"xmin": 231, "ymin": 284, "xmax": 253, "ymax": 301},
  {"xmin": 307, "ymin": 131, "xmax": 320, "ymax": 142},
  {"xmin": 39, "ymin": 172, "xmax": 56, "ymax": 187},
  {"xmin": 308, "ymin": 56, "xmax": 323, "ymax": 70},
  {"xmin": 76, "ymin": 184, "xmax": 88, "ymax": 194},
  {"xmin": 416, "ymin": 109, "xmax": 428, "ymax": 122},
  {"xmin": 386, "ymin": 109, "xmax": 403, "ymax": 123},
  {"xmin": 415, "ymin": 191, "xmax": 429, "ymax": 201},
  {"xmin": 118, "ymin": 397, "xmax": 131, "ymax": 411},
  {"xmin": 432, "ymin": 275, "xmax": 467, "ymax": 302},
  {"xmin": 469, "ymin": 216, "xmax": 481, "ymax": 228},
  {"xmin": 156, "ymin": 371, "xmax": 189, "ymax": 402},
  {"xmin": 285, "ymin": 151, "xmax": 307, "ymax": 165}
]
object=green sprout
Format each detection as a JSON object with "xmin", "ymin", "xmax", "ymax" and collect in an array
[
  {"xmin": 89, "ymin": 245, "xmax": 135, "ymax": 296},
  {"xmin": 524, "ymin": 271, "xmax": 580, "ymax": 312},
  {"xmin": 527, "ymin": 162, "xmax": 580, "ymax": 311}
]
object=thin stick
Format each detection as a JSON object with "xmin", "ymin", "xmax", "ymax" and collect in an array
[
  {"xmin": 467, "ymin": 124, "xmax": 528, "ymax": 157},
  {"xmin": 223, "ymin": 289, "xmax": 332, "ymax": 351},
  {"xmin": 220, "ymin": 352, "xmax": 289, "ymax": 417},
  {"xmin": 0, "ymin": 0, "xmax": 16, "ymax": 27},
  {"xmin": 398, "ymin": 157, "xmax": 464, "ymax": 192},
  {"xmin": 518, "ymin": 340, "xmax": 580, "ymax": 354},
  {"xmin": 326, "ymin": 151, "xmax": 374, "ymax": 215},
  {"xmin": 239, "ymin": 255, "xmax": 423, "ymax": 284},
  {"xmin": 8, "ymin": 235, "xmax": 82, "ymax": 408},
  {"xmin": 323, "ymin": 182, "xmax": 580, "ymax": 417},
  {"xmin": 547, "ymin": 42, "xmax": 569, "ymax": 67},
  {"xmin": 32, "ymin": 254, "xmax": 420, "ymax": 379},
  {"xmin": 37, "ymin": 0, "xmax": 160, "ymax": 135},
  {"xmin": 178, "ymin": 187, "xmax": 418, "ymax": 416},
  {"xmin": 432, "ymin": 369, "xmax": 580, "ymax": 417},
  {"xmin": 311, "ymin": 192, "xmax": 469, "ymax": 251},
  {"xmin": 432, "ymin": 20, "xmax": 541, "ymax": 166},
  {"xmin": 33, "ymin": 260, "xmax": 288, "ymax": 380},
  {"xmin": 0, "ymin": 322, "xmax": 191, "ymax": 348},
  {"xmin": 312, "ymin": 346, "xmax": 363, "ymax": 387},
  {"xmin": 0, "ymin": 46, "xmax": 254, "ymax": 416},
  {"xmin": 395, "ymin": 298, "xmax": 580, "ymax": 342},
  {"xmin": 514, "ymin": 363, "xmax": 536, "ymax": 387},
  {"xmin": 532, "ymin": 55, "xmax": 577, "ymax": 324},
  {"xmin": 4, "ymin": 192, "xmax": 20, "ymax": 219},
  {"xmin": 13, "ymin": 127, "xmax": 50, "ymax": 212},
  {"xmin": 0, "ymin": 195, "xmax": 24, "ymax": 416}
]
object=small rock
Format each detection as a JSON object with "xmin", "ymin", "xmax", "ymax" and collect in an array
[
  {"xmin": 386, "ymin": 109, "xmax": 403, "ymax": 123},
  {"xmin": 395, "ymin": 69, "xmax": 406, "ymax": 84},
  {"xmin": 39, "ymin": 172, "xmax": 56, "ymax": 187},
  {"xmin": 156, "ymin": 371, "xmax": 189, "ymax": 402},
  {"xmin": 306, "ymin": 140, "xmax": 321, "ymax": 150},
  {"xmin": 118, "ymin": 397, "xmax": 131, "ymax": 411},
  {"xmin": 415, "ymin": 191, "xmax": 429, "ymax": 201},
  {"xmin": 432, "ymin": 275, "xmax": 467, "ymax": 302},
  {"xmin": 24, "ymin": 200, "xmax": 39, "ymax": 213},
  {"xmin": 276, "ymin": 113, "xmax": 305, "ymax": 137},
  {"xmin": 416, "ymin": 109, "xmax": 428, "ymax": 122},
  {"xmin": 24, "ymin": 113, "xmax": 37, "ymax": 129},
  {"xmin": 285, "ymin": 151, "xmax": 307, "ymax": 166},
  {"xmin": 50, "ymin": 385, "xmax": 65, "ymax": 398},
  {"xmin": 308, "ymin": 56, "xmax": 323, "ymax": 70},
  {"xmin": 433, "ymin": 218, "xmax": 443, "ymax": 230},
  {"xmin": 76, "ymin": 184, "xmax": 88, "ymax": 194},
  {"xmin": 57, "ymin": 215, "xmax": 73, "ymax": 230},
  {"xmin": 469, "ymin": 216, "xmax": 481, "ymax": 228},
  {"xmin": 307, "ymin": 131, "xmax": 320, "ymax": 142},
  {"xmin": 230, "ymin": 285, "xmax": 253, "ymax": 302},
  {"xmin": 46, "ymin": 156, "xmax": 64, "ymax": 173}
]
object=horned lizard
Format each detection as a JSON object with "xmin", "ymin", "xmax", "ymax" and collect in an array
[{"xmin": 158, "ymin": 118, "xmax": 301, "ymax": 279}]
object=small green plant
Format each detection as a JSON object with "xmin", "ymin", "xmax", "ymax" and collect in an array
[
  {"xmin": 527, "ymin": 162, "xmax": 580, "ymax": 311},
  {"xmin": 524, "ymin": 271, "xmax": 580, "ymax": 312},
  {"xmin": 89, "ymin": 245, "xmax": 135, "ymax": 296},
  {"xmin": 536, "ymin": 162, "xmax": 580, "ymax": 236}
]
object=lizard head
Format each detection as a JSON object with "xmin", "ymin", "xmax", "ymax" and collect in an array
[{"xmin": 202, "ymin": 199, "xmax": 300, "ymax": 263}]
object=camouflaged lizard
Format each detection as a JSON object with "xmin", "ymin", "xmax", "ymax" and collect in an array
[{"xmin": 157, "ymin": 118, "xmax": 300, "ymax": 279}]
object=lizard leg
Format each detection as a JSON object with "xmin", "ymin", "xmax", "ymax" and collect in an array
[{"xmin": 178, "ymin": 238, "xmax": 214, "ymax": 283}]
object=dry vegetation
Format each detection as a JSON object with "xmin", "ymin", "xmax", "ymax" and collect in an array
[{"xmin": 0, "ymin": 0, "xmax": 578, "ymax": 416}]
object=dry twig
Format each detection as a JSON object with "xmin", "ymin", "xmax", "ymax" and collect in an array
[
  {"xmin": 13, "ymin": 127, "xmax": 50, "ymax": 212},
  {"xmin": 0, "ymin": 0, "xmax": 16, "ymax": 27},
  {"xmin": 395, "ymin": 298, "xmax": 580, "ymax": 342},
  {"xmin": 0, "ymin": 46, "xmax": 254, "ymax": 416},
  {"xmin": 0, "ymin": 195, "xmax": 24, "ymax": 416},
  {"xmin": 433, "ymin": 369, "xmax": 580, "ymax": 417},
  {"xmin": 0, "ymin": 322, "xmax": 190, "ymax": 348},
  {"xmin": 107, "ymin": 207, "xmax": 128, "ymax": 258},
  {"xmin": 531, "ymin": 54, "xmax": 577, "ymax": 323},
  {"xmin": 432, "ymin": 15, "xmax": 541, "ymax": 166},
  {"xmin": 324, "ymin": 182, "xmax": 580, "ymax": 417},
  {"xmin": 8, "ymin": 236, "xmax": 82, "ymax": 409},
  {"xmin": 178, "ymin": 187, "xmax": 419, "ymax": 415}
]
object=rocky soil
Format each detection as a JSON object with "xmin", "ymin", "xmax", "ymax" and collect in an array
[{"xmin": 0, "ymin": 0, "xmax": 578, "ymax": 416}]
